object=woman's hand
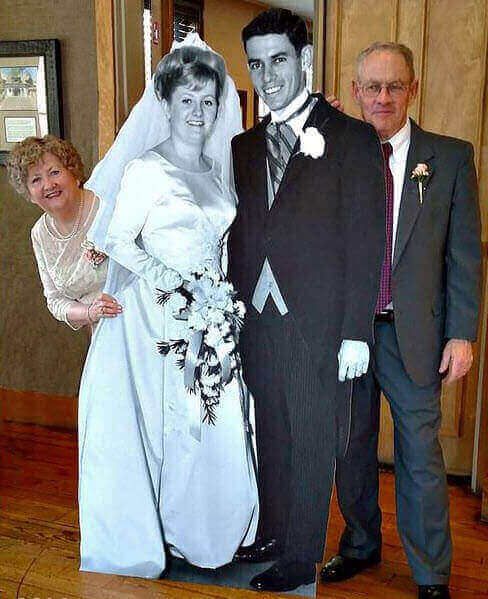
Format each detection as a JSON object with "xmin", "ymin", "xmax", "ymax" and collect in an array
[{"xmin": 87, "ymin": 293, "xmax": 123, "ymax": 323}]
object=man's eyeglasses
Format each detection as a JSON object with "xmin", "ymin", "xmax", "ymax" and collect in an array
[{"xmin": 358, "ymin": 82, "xmax": 410, "ymax": 98}]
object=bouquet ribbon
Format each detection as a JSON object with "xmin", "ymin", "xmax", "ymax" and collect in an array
[
  {"xmin": 215, "ymin": 343, "xmax": 232, "ymax": 384},
  {"xmin": 185, "ymin": 330, "xmax": 203, "ymax": 441},
  {"xmin": 184, "ymin": 330, "xmax": 233, "ymax": 441}
]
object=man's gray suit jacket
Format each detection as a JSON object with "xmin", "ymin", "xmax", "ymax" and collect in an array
[{"xmin": 392, "ymin": 119, "xmax": 482, "ymax": 386}]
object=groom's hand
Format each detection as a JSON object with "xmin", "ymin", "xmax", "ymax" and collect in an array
[
  {"xmin": 325, "ymin": 93, "xmax": 344, "ymax": 113},
  {"xmin": 337, "ymin": 340, "xmax": 370, "ymax": 382}
]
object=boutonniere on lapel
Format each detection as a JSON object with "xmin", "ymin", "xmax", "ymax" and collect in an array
[
  {"xmin": 410, "ymin": 163, "xmax": 430, "ymax": 205},
  {"xmin": 298, "ymin": 127, "xmax": 325, "ymax": 159}
]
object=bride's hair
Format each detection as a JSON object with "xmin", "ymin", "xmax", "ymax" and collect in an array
[{"xmin": 154, "ymin": 46, "xmax": 226, "ymax": 105}]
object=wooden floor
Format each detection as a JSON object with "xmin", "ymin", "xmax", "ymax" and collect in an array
[{"xmin": 1, "ymin": 422, "xmax": 488, "ymax": 599}]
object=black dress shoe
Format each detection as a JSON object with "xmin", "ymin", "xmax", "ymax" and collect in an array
[
  {"xmin": 418, "ymin": 585, "xmax": 451, "ymax": 599},
  {"xmin": 250, "ymin": 560, "xmax": 316, "ymax": 592},
  {"xmin": 320, "ymin": 553, "xmax": 381, "ymax": 583},
  {"xmin": 233, "ymin": 537, "xmax": 281, "ymax": 563}
]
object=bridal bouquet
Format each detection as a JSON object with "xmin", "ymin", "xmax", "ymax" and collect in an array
[{"xmin": 156, "ymin": 268, "xmax": 246, "ymax": 425}]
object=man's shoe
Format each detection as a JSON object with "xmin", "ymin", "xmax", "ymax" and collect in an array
[
  {"xmin": 233, "ymin": 538, "xmax": 281, "ymax": 563},
  {"xmin": 418, "ymin": 585, "xmax": 451, "ymax": 599},
  {"xmin": 250, "ymin": 560, "xmax": 316, "ymax": 592},
  {"xmin": 320, "ymin": 553, "xmax": 381, "ymax": 583}
]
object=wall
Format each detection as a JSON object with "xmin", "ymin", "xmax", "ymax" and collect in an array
[
  {"xmin": 204, "ymin": 0, "xmax": 265, "ymax": 127},
  {"xmin": 0, "ymin": 0, "xmax": 98, "ymax": 398},
  {"xmin": 323, "ymin": 0, "xmax": 488, "ymax": 475}
]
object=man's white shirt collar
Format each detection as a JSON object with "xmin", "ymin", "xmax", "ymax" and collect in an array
[
  {"xmin": 384, "ymin": 118, "xmax": 411, "ymax": 161},
  {"xmin": 270, "ymin": 89, "xmax": 311, "ymax": 137}
]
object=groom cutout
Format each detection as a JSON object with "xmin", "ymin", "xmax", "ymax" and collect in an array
[{"xmin": 228, "ymin": 9, "xmax": 385, "ymax": 593}]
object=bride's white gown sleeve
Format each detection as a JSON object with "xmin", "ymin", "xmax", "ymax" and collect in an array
[{"xmin": 78, "ymin": 152, "xmax": 258, "ymax": 578}]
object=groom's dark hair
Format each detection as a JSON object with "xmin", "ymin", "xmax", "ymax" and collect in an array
[{"xmin": 242, "ymin": 8, "xmax": 309, "ymax": 55}]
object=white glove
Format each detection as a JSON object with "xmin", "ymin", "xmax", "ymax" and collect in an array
[{"xmin": 337, "ymin": 339, "xmax": 370, "ymax": 382}]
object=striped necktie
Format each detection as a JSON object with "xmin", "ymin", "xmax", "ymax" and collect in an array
[{"xmin": 266, "ymin": 121, "xmax": 297, "ymax": 194}]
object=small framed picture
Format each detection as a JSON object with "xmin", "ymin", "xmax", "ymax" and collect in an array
[{"xmin": 0, "ymin": 39, "xmax": 62, "ymax": 164}]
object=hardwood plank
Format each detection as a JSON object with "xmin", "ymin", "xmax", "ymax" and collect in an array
[
  {"xmin": 0, "ymin": 577, "xmax": 20, "ymax": 599},
  {"xmin": 0, "ymin": 421, "xmax": 78, "ymax": 449},
  {"xmin": 0, "ymin": 537, "xmax": 42, "ymax": 583},
  {"xmin": 0, "ymin": 513, "xmax": 79, "ymax": 551},
  {"xmin": 1, "ymin": 495, "xmax": 75, "ymax": 524},
  {"xmin": 0, "ymin": 482, "xmax": 77, "ymax": 510},
  {"xmin": 0, "ymin": 436, "xmax": 77, "ymax": 468},
  {"xmin": 0, "ymin": 388, "xmax": 77, "ymax": 430}
]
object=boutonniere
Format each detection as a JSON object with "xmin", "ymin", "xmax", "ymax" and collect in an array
[
  {"xmin": 298, "ymin": 127, "xmax": 325, "ymax": 159},
  {"xmin": 410, "ymin": 163, "xmax": 430, "ymax": 205}
]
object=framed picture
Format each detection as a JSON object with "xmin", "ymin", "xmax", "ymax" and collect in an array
[{"xmin": 0, "ymin": 39, "xmax": 62, "ymax": 164}]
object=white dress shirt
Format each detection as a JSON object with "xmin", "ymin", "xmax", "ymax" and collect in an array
[
  {"xmin": 270, "ymin": 88, "xmax": 313, "ymax": 136},
  {"xmin": 386, "ymin": 118, "xmax": 411, "ymax": 260},
  {"xmin": 383, "ymin": 118, "xmax": 411, "ymax": 310}
]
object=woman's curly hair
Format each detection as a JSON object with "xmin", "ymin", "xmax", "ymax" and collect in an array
[{"xmin": 6, "ymin": 135, "xmax": 85, "ymax": 200}]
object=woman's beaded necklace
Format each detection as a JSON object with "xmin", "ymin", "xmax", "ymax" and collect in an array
[{"xmin": 48, "ymin": 190, "xmax": 85, "ymax": 240}]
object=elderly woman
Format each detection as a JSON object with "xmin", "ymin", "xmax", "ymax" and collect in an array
[
  {"xmin": 7, "ymin": 135, "xmax": 122, "ymax": 329},
  {"xmin": 77, "ymin": 37, "xmax": 258, "ymax": 579}
]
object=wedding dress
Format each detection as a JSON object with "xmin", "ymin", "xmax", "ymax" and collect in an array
[{"xmin": 78, "ymin": 152, "xmax": 258, "ymax": 577}]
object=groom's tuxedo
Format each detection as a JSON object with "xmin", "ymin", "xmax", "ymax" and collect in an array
[{"xmin": 228, "ymin": 94, "xmax": 385, "ymax": 562}]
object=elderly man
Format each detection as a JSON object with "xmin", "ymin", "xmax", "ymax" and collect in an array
[{"xmin": 320, "ymin": 42, "xmax": 482, "ymax": 599}]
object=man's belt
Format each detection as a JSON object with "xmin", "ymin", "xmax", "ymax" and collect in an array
[{"xmin": 375, "ymin": 310, "xmax": 394, "ymax": 323}]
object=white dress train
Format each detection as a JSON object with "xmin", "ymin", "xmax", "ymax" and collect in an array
[{"xmin": 78, "ymin": 152, "xmax": 258, "ymax": 578}]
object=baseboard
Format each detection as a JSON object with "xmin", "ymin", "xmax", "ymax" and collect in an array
[{"xmin": 0, "ymin": 387, "xmax": 77, "ymax": 430}]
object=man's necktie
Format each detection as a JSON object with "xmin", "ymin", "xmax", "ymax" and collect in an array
[
  {"xmin": 266, "ymin": 121, "xmax": 297, "ymax": 194},
  {"xmin": 375, "ymin": 142, "xmax": 394, "ymax": 313}
]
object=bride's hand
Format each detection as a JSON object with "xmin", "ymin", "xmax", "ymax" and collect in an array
[
  {"xmin": 161, "ymin": 268, "xmax": 183, "ymax": 292},
  {"xmin": 87, "ymin": 293, "xmax": 123, "ymax": 323}
]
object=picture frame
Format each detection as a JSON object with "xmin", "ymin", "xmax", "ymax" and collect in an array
[{"xmin": 0, "ymin": 39, "xmax": 62, "ymax": 164}]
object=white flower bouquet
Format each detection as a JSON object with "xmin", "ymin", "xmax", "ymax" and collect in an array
[{"xmin": 156, "ymin": 267, "xmax": 246, "ymax": 425}]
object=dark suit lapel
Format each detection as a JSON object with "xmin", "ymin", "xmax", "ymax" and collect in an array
[
  {"xmin": 393, "ymin": 120, "xmax": 435, "ymax": 271},
  {"xmin": 303, "ymin": 93, "xmax": 333, "ymax": 133},
  {"xmin": 247, "ymin": 115, "xmax": 270, "ymax": 216},
  {"xmin": 270, "ymin": 94, "xmax": 333, "ymax": 211}
]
